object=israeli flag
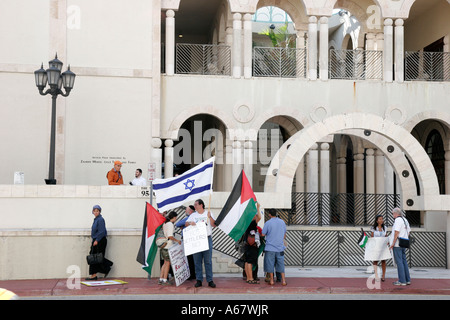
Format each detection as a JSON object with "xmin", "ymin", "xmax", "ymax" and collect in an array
[{"xmin": 152, "ymin": 157, "xmax": 215, "ymax": 212}]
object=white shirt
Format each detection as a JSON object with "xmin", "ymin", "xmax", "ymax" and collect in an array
[
  {"xmin": 131, "ymin": 176, "xmax": 147, "ymax": 186},
  {"xmin": 186, "ymin": 211, "xmax": 215, "ymax": 236},
  {"xmin": 389, "ymin": 216, "xmax": 411, "ymax": 247},
  {"xmin": 163, "ymin": 221, "xmax": 175, "ymax": 249}
]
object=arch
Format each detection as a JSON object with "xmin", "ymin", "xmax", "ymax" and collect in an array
[
  {"xmin": 256, "ymin": 0, "xmax": 309, "ymax": 30},
  {"xmin": 252, "ymin": 106, "xmax": 308, "ymax": 138},
  {"xmin": 404, "ymin": 110, "xmax": 450, "ymax": 135},
  {"xmin": 264, "ymin": 113, "xmax": 439, "ymax": 208},
  {"xmin": 166, "ymin": 105, "xmax": 236, "ymax": 140}
]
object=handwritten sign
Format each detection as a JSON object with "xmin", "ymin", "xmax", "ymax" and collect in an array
[
  {"xmin": 182, "ymin": 221, "xmax": 209, "ymax": 256},
  {"xmin": 364, "ymin": 237, "xmax": 392, "ymax": 261},
  {"xmin": 168, "ymin": 243, "xmax": 190, "ymax": 286}
]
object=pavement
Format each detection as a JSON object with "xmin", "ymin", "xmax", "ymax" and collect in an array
[{"xmin": 1, "ymin": 267, "xmax": 450, "ymax": 299}]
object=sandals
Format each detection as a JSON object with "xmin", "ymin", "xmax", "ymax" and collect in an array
[{"xmin": 246, "ymin": 279, "xmax": 259, "ymax": 284}]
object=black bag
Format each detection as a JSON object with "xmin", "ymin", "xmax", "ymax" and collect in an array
[
  {"xmin": 399, "ymin": 237, "xmax": 410, "ymax": 248},
  {"xmin": 86, "ymin": 246, "xmax": 104, "ymax": 265}
]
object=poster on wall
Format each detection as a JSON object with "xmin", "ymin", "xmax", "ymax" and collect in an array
[
  {"xmin": 168, "ymin": 243, "xmax": 191, "ymax": 286},
  {"xmin": 182, "ymin": 221, "xmax": 209, "ymax": 256}
]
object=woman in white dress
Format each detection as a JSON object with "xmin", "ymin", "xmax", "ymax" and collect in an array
[{"xmin": 370, "ymin": 215, "xmax": 387, "ymax": 282}]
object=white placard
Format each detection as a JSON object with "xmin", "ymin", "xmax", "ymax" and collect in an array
[
  {"xmin": 14, "ymin": 172, "xmax": 24, "ymax": 185},
  {"xmin": 182, "ymin": 221, "xmax": 209, "ymax": 256},
  {"xmin": 364, "ymin": 237, "xmax": 392, "ymax": 261},
  {"xmin": 168, "ymin": 243, "xmax": 190, "ymax": 286}
]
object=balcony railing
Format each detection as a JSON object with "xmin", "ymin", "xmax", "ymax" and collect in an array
[
  {"xmin": 175, "ymin": 43, "xmax": 231, "ymax": 76},
  {"xmin": 173, "ymin": 44, "xmax": 449, "ymax": 82},
  {"xmin": 405, "ymin": 51, "xmax": 450, "ymax": 81},
  {"xmin": 253, "ymin": 47, "xmax": 307, "ymax": 78},
  {"xmin": 329, "ymin": 49, "xmax": 383, "ymax": 80}
]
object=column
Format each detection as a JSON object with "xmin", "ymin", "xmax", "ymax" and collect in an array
[
  {"xmin": 306, "ymin": 144, "xmax": 319, "ymax": 224},
  {"xmin": 320, "ymin": 143, "xmax": 330, "ymax": 224},
  {"xmin": 445, "ymin": 150, "xmax": 450, "ymax": 195},
  {"xmin": 337, "ymin": 157, "xmax": 347, "ymax": 224},
  {"xmin": 366, "ymin": 149, "xmax": 375, "ymax": 222},
  {"xmin": 375, "ymin": 149, "xmax": 386, "ymax": 215},
  {"xmin": 244, "ymin": 141, "xmax": 254, "ymax": 186},
  {"xmin": 366, "ymin": 33, "xmax": 377, "ymax": 79},
  {"xmin": 165, "ymin": 10, "xmax": 175, "ymax": 75},
  {"xmin": 445, "ymin": 36, "xmax": 450, "ymax": 81},
  {"xmin": 319, "ymin": 17, "xmax": 329, "ymax": 81},
  {"xmin": 354, "ymin": 153, "xmax": 365, "ymax": 224},
  {"xmin": 394, "ymin": 19, "xmax": 404, "ymax": 82},
  {"xmin": 383, "ymin": 18, "xmax": 393, "ymax": 82},
  {"xmin": 243, "ymin": 13, "xmax": 252, "ymax": 79},
  {"xmin": 308, "ymin": 16, "xmax": 318, "ymax": 80},
  {"xmin": 232, "ymin": 140, "xmax": 243, "ymax": 184},
  {"xmin": 164, "ymin": 139, "xmax": 174, "ymax": 179},
  {"xmin": 151, "ymin": 138, "xmax": 163, "ymax": 180},
  {"xmin": 296, "ymin": 30, "xmax": 306, "ymax": 78},
  {"xmin": 232, "ymin": 13, "xmax": 242, "ymax": 78},
  {"xmin": 224, "ymin": 140, "xmax": 233, "ymax": 191}
]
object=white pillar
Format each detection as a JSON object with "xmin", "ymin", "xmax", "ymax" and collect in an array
[
  {"xmin": 375, "ymin": 149, "xmax": 386, "ymax": 215},
  {"xmin": 375, "ymin": 33, "xmax": 384, "ymax": 51},
  {"xmin": 383, "ymin": 18, "xmax": 393, "ymax": 82},
  {"xmin": 151, "ymin": 138, "xmax": 163, "ymax": 180},
  {"xmin": 232, "ymin": 140, "xmax": 243, "ymax": 184},
  {"xmin": 307, "ymin": 143, "xmax": 319, "ymax": 224},
  {"xmin": 319, "ymin": 17, "xmax": 329, "ymax": 81},
  {"xmin": 354, "ymin": 153, "xmax": 365, "ymax": 224},
  {"xmin": 165, "ymin": 10, "xmax": 175, "ymax": 76},
  {"xmin": 337, "ymin": 157, "xmax": 347, "ymax": 224},
  {"xmin": 394, "ymin": 19, "xmax": 404, "ymax": 82},
  {"xmin": 308, "ymin": 16, "xmax": 318, "ymax": 80},
  {"xmin": 232, "ymin": 13, "xmax": 242, "ymax": 78},
  {"xmin": 296, "ymin": 30, "xmax": 306, "ymax": 78},
  {"xmin": 224, "ymin": 141, "xmax": 233, "ymax": 191},
  {"xmin": 365, "ymin": 149, "xmax": 375, "ymax": 194},
  {"xmin": 295, "ymin": 158, "xmax": 305, "ymax": 192},
  {"xmin": 244, "ymin": 141, "xmax": 253, "ymax": 186},
  {"xmin": 320, "ymin": 143, "xmax": 330, "ymax": 225},
  {"xmin": 164, "ymin": 139, "xmax": 174, "ymax": 178},
  {"xmin": 243, "ymin": 13, "xmax": 252, "ymax": 79}
]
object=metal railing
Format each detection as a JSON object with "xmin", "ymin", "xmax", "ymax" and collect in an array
[
  {"xmin": 175, "ymin": 43, "xmax": 231, "ymax": 76},
  {"xmin": 273, "ymin": 192, "xmax": 411, "ymax": 227},
  {"xmin": 329, "ymin": 49, "xmax": 383, "ymax": 80},
  {"xmin": 405, "ymin": 51, "xmax": 450, "ymax": 81},
  {"xmin": 253, "ymin": 47, "xmax": 307, "ymax": 78}
]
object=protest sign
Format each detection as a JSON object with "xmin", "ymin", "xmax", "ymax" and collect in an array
[
  {"xmin": 168, "ymin": 243, "xmax": 190, "ymax": 286},
  {"xmin": 364, "ymin": 237, "xmax": 392, "ymax": 261},
  {"xmin": 182, "ymin": 221, "xmax": 209, "ymax": 256}
]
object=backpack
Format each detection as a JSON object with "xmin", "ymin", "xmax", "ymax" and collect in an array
[{"xmin": 155, "ymin": 227, "xmax": 168, "ymax": 249}]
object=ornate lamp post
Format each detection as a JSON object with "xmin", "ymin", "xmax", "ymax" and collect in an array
[{"xmin": 34, "ymin": 54, "xmax": 76, "ymax": 184}]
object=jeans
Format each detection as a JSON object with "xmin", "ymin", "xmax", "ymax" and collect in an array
[
  {"xmin": 263, "ymin": 251, "xmax": 285, "ymax": 274},
  {"xmin": 393, "ymin": 247, "xmax": 411, "ymax": 283},
  {"xmin": 193, "ymin": 236, "xmax": 213, "ymax": 282}
]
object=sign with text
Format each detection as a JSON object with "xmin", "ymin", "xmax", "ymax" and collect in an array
[
  {"xmin": 364, "ymin": 237, "xmax": 392, "ymax": 261},
  {"xmin": 168, "ymin": 243, "xmax": 190, "ymax": 286},
  {"xmin": 182, "ymin": 221, "xmax": 209, "ymax": 256}
]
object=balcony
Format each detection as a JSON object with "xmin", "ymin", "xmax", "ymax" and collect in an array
[{"xmin": 172, "ymin": 43, "xmax": 449, "ymax": 82}]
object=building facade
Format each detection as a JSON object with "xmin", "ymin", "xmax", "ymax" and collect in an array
[{"xmin": 0, "ymin": 0, "xmax": 449, "ymax": 279}]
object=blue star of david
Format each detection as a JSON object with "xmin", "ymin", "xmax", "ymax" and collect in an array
[{"xmin": 184, "ymin": 178, "xmax": 195, "ymax": 191}]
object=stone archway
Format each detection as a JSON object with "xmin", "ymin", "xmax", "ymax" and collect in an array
[{"xmin": 264, "ymin": 113, "xmax": 439, "ymax": 210}]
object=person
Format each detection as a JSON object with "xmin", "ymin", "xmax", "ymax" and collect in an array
[
  {"xmin": 159, "ymin": 211, "xmax": 181, "ymax": 285},
  {"xmin": 130, "ymin": 168, "xmax": 147, "ymax": 186},
  {"xmin": 175, "ymin": 205, "xmax": 196, "ymax": 280},
  {"xmin": 389, "ymin": 207, "xmax": 411, "ymax": 286},
  {"xmin": 243, "ymin": 202, "xmax": 262, "ymax": 284},
  {"xmin": 262, "ymin": 208, "xmax": 287, "ymax": 286},
  {"xmin": 107, "ymin": 161, "xmax": 124, "ymax": 185},
  {"xmin": 185, "ymin": 199, "xmax": 217, "ymax": 288},
  {"xmin": 85, "ymin": 205, "xmax": 113, "ymax": 280},
  {"xmin": 370, "ymin": 214, "xmax": 387, "ymax": 282}
]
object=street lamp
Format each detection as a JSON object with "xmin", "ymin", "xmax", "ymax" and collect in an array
[{"xmin": 34, "ymin": 54, "xmax": 76, "ymax": 185}]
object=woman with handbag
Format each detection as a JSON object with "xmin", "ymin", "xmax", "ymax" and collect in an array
[
  {"xmin": 85, "ymin": 205, "xmax": 113, "ymax": 281},
  {"xmin": 389, "ymin": 208, "xmax": 411, "ymax": 286}
]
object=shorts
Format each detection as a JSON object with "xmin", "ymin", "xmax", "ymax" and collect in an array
[
  {"xmin": 160, "ymin": 248, "xmax": 170, "ymax": 261},
  {"xmin": 263, "ymin": 251, "xmax": 285, "ymax": 274}
]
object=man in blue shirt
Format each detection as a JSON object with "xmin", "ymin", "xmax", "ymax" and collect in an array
[{"xmin": 262, "ymin": 209, "xmax": 287, "ymax": 286}]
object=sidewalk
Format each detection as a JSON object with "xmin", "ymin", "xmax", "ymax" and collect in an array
[{"xmin": 1, "ymin": 267, "xmax": 450, "ymax": 298}]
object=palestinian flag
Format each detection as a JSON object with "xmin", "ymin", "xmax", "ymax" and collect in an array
[
  {"xmin": 136, "ymin": 202, "xmax": 166, "ymax": 275},
  {"xmin": 358, "ymin": 228, "xmax": 368, "ymax": 248},
  {"xmin": 215, "ymin": 170, "xmax": 257, "ymax": 241}
]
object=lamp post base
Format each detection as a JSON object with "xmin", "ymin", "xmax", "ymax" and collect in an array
[{"xmin": 45, "ymin": 179, "xmax": 57, "ymax": 185}]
